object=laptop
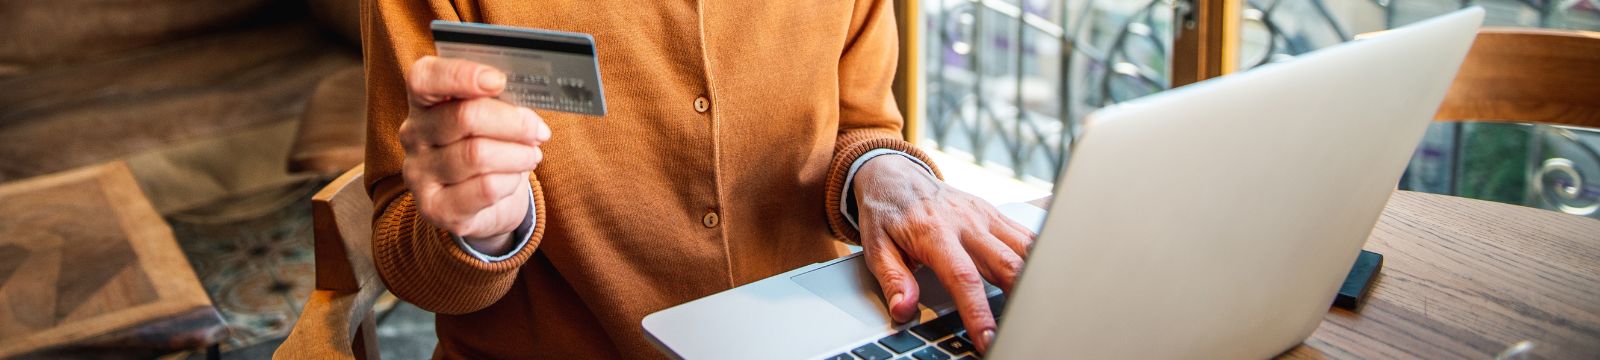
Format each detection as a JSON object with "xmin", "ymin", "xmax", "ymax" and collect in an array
[{"xmin": 643, "ymin": 8, "xmax": 1484, "ymax": 359}]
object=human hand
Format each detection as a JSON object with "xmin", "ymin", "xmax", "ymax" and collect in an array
[
  {"xmin": 399, "ymin": 56, "xmax": 551, "ymax": 254},
  {"xmin": 853, "ymin": 155, "xmax": 1037, "ymax": 353}
]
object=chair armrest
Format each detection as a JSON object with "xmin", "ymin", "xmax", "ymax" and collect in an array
[{"xmin": 273, "ymin": 285, "xmax": 386, "ymax": 360}]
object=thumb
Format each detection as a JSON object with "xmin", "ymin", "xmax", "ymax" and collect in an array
[
  {"xmin": 864, "ymin": 227, "xmax": 920, "ymax": 324},
  {"xmin": 408, "ymin": 56, "xmax": 508, "ymax": 107}
]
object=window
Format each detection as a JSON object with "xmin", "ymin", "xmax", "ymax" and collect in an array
[
  {"xmin": 918, "ymin": 0, "xmax": 1174, "ymax": 187},
  {"xmin": 909, "ymin": 0, "xmax": 1600, "ymax": 217}
]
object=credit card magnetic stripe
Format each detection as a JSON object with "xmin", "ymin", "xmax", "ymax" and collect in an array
[{"xmin": 430, "ymin": 30, "xmax": 594, "ymax": 56}]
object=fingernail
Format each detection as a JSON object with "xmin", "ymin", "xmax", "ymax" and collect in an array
[
  {"xmin": 521, "ymin": 108, "xmax": 551, "ymax": 141},
  {"xmin": 889, "ymin": 293, "xmax": 903, "ymax": 308},
  {"xmin": 982, "ymin": 329, "xmax": 996, "ymax": 347},
  {"xmin": 478, "ymin": 69, "xmax": 506, "ymax": 91}
]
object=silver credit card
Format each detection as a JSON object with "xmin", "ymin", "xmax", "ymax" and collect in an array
[{"xmin": 431, "ymin": 21, "xmax": 606, "ymax": 116}]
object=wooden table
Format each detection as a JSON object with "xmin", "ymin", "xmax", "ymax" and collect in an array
[
  {"xmin": 1284, "ymin": 191, "xmax": 1600, "ymax": 359},
  {"xmin": 0, "ymin": 162, "xmax": 225, "ymax": 358}
]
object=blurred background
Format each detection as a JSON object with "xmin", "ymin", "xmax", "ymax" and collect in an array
[
  {"xmin": 915, "ymin": 0, "xmax": 1600, "ymax": 218},
  {"xmin": 0, "ymin": 0, "xmax": 1595, "ymax": 359},
  {"xmin": 0, "ymin": 0, "xmax": 413, "ymax": 358}
]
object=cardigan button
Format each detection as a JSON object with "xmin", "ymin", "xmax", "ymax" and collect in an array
[
  {"xmin": 694, "ymin": 96, "xmax": 710, "ymax": 113},
  {"xmin": 702, "ymin": 211, "xmax": 720, "ymax": 228}
]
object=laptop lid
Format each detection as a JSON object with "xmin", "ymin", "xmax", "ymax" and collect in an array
[{"xmin": 988, "ymin": 8, "xmax": 1483, "ymax": 359}]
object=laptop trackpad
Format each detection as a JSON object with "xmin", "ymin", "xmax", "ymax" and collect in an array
[
  {"xmin": 790, "ymin": 256, "xmax": 960, "ymax": 325},
  {"xmin": 790, "ymin": 203, "xmax": 1038, "ymax": 325}
]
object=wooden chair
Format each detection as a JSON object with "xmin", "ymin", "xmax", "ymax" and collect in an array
[
  {"xmin": 1434, "ymin": 28, "xmax": 1600, "ymax": 128},
  {"xmin": 274, "ymin": 165, "xmax": 387, "ymax": 359}
]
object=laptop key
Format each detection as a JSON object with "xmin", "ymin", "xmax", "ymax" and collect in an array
[
  {"xmin": 851, "ymin": 343, "xmax": 894, "ymax": 360},
  {"xmin": 909, "ymin": 313, "xmax": 963, "ymax": 341},
  {"xmin": 911, "ymin": 347, "xmax": 952, "ymax": 360},
  {"xmin": 824, "ymin": 353, "xmax": 854, "ymax": 360},
  {"xmin": 878, "ymin": 331, "xmax": 924, "ymax": 353},
  {"xmin": 936, "ymin": 336, "xmax": 974, "ymax": 355}
]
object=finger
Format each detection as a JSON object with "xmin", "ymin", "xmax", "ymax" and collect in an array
[
  {"xmin": 433, "ymin": 172, "xmax": 526, "ymax": 225},
  {"xmin": 863, "ymin": 226, "xmax": 921, "ymax": 324},
  {"xmin": 926, "ymin": 236, "xmax": 999, "ymax": 353},
  {"xmin": 422, "ymin": 138, "xmax": 543, "ymax": 185},
  {"xmin": 409, "ymin": 98, "xmax": 545, "ymax": 146},
  {"xmin": 990, "ymin": 214, "xmax": 1036, "ymax": 259},
  {"xmin": 407, "ymin": 56, "xmax": 507, "ymax": 107},
  {"xmin": 961, "ymin": 232, "xmax": 1025, "ymax": 293},
  {"xmin": 1003, "ymin": 213, "xmax": 1038, "ymax": 238}
]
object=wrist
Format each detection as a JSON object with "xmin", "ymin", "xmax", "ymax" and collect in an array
[
  {"xmin": 454, "ymin": 179, "xmax": 535, "ymax": 261},
  {"xmin": 855, "ymin": 155, "xmax": 935, "ymax": 188},
  {"xmin": 463, "ymin": 232, "xmax": 516, "ymax": 255}
]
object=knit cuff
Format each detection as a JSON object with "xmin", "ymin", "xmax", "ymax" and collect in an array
[{"xmin": 371, "ymin": 175, "xmax": 546, "ymax": 314}]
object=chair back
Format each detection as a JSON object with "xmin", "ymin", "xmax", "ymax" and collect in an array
[
  {"xmin": 1435, "ymin": 28, "xmax": 1600, "ymax": 128},
  {"xmin": 275, "ymin": 165, "xmax": 386, "ymax": 360}
]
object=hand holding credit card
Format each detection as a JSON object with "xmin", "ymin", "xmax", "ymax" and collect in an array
[{"xmin": 432, "ymin": 21, "xmax": 607, "ymax": 116}]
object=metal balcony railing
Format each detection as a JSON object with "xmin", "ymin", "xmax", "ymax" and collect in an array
[{"xmin": 920, "ymin": 0, "xmax": 1600, "ymax": 216}]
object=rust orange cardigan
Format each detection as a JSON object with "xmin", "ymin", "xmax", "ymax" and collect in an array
[{"xmin": 362, "ymin": 0, "xmax": 938, "ymax": 358}]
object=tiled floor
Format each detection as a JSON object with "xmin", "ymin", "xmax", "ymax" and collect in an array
[
  {"xmin": 181, "ymin": 302, "xmax": 436, "ymax": 360},
  {"xmin": 167, "ymin": 180, "xmax": 435, "ymax": 359},
  {"xmin": 169, "ymin": 182, "xmax": 320, "ymax": 350},
  {"xmin": 376, "ymin": 303, "xmax": 440, "ymax": 360}
]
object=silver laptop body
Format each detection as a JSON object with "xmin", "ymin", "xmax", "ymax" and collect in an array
[{"xmin": 643, "ymin": 8, "xmax": 1484, "ymax": 359}]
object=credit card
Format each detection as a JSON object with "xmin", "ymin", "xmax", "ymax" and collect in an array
[{"xmin": 431, "ymin": 21, "xmax": 606, "ymax": 116}]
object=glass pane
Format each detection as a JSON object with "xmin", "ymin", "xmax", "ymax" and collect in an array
[
  {"xmin": 919, "ymin": 0, "xmax": 1174, "ymax": 183},
  {"xmin": 1234, "ymin": 0, "xmax": 1600, "ymax": 218},
  {"xmin": 1402, "ymin": 122, "xmax": 1600, "ymax": 219},
  {"xmin": 1528, "ymin": 125, "xmax": 1600, "ymax": 217},
  {"xmin": 1236, "ymin": 0, "xmax": 1600, "ymax": 71}
]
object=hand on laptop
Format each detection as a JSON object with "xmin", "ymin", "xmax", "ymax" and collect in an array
[
  {"xmin": 398, "ymin": 56, "xmax": 551, "ymax": 254},
  {"xmin": 852, "ymin": 155, "xmax": 1037, "ymax": 353}
]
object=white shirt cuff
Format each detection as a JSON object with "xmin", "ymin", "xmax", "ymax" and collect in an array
[
  {"xmin": 452, "ymin": 181, "xmax": 536, "ymax": 262},
  {"xmin": 839, "ymin": 148, "xmax": 935, "ymax": 230}
]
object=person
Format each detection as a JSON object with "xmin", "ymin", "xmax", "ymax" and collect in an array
[{"xmin": 363, "ymin": 0, "xmax": 1036, "ymax": 357}]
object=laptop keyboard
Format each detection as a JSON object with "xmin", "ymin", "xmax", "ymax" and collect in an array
[{"xmin": 824, "ymin": 294, "xmax": 1005, "ymax": 360}]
